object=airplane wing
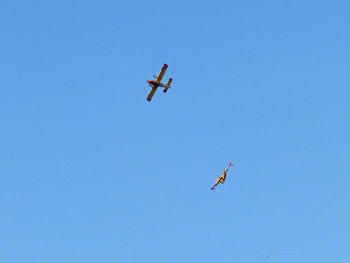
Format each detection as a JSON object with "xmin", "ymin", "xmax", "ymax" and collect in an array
[
  {"xmin": 146, "ymin": 86, "xmax": 158, "ymax": 101},
  {"xmin": 155, "ymin": 64, "xmax": 168, "ymax": 83},
  {"xmin": 211, "ymin": 182, "xmax": 219, "ymax": 190}
]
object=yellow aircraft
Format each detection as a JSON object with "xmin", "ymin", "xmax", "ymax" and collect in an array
[
  {"xmin": 146, "ymin": 63, "xmax": 173, "ymax": 101},
  {"xmin": 211, "ymin": 162, "xmax": 233, "ymax": 190}
]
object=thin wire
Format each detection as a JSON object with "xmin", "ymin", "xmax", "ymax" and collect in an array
[{"xmin": 258, "ymin": 182, "xmax": 350, "ymax": 263}]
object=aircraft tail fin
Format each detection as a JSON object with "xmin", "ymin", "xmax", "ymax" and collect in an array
[{"xmin": 163, "ymin": 78, "xmax": 173, "ymax": 92}]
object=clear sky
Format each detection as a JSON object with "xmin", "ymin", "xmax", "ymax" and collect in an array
[{"xmin": 1, "ymin": 0, "xmax": 350, "ymax": 262}]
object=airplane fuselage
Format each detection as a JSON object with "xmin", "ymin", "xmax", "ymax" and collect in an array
[{"xmin": 147, "ymin": 80, "xmax": 168, "ymax": 88}]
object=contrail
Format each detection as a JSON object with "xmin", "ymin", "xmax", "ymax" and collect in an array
[{"xmin": 258, "ymin": 182, "xmax": 350, "ymax": 263}]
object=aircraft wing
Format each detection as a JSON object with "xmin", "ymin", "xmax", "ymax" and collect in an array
[
  {"xmin": 211, "ymin": 182, "xmax": 219, "ymax": 190},
  {"xmin": 146, "ymin": 86, "xmax": 158, "ymax": 101},
  {"xmin": 155, "ymin": 64, "xmax": 168, "ymax": 83}
]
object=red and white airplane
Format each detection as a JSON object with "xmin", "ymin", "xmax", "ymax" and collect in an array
[{"xmin": 146, "ymin": 64, "xmax": 173, "ymax": 101}]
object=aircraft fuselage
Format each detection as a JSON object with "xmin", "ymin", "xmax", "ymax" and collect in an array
[{"xmin": 147, "ymin": 80, "xmax": 168, "ymax": 88}]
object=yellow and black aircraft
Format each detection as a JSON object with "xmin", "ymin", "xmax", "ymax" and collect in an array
[
  {"xmin": 146, "ymin": 63, "xmax": 173, "ymax": 101},
  {"xmin": 211, "ymin": 162, "xmax": 233, "ymax": 190}
]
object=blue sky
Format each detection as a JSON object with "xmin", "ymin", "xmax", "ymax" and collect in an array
[{"xmin": 1, "ymin": 0, "xmax": 350, "ymax": 262}]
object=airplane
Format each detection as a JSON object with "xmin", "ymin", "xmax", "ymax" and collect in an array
[
  {"xmin": 211, "ymin": 162, "xmax": 233, "ymax": 190},
  {"xmin": 146, "ymin": 63, "xmax": 173, "ymax": 101}
]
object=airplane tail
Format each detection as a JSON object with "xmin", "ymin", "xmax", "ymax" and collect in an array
[{"xmin": 163, "ymin": 78, "xmax": 173, "ymax": 93}]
